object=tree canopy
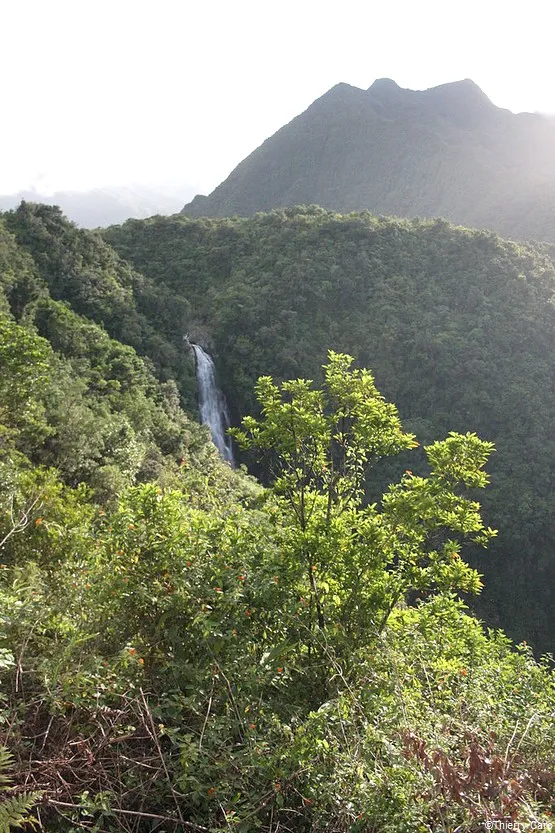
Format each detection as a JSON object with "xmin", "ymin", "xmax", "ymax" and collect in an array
[
  {"xmin": 104, "ymin": 206, "xmax": 555, "ymax": 653},
  {"xmin": 0, "ymin": 202, "xmax": 553, "ymax": 829},
  {"xmin": 0, "ymin": 339, "xmax": 553, "ymax": 831}
]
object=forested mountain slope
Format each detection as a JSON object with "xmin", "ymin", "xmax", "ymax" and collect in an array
[
  {"xmin": 182, "ymin": 78, "xmax": 555, "ymax": 244},
  {"xmin": 0, "ymin": 203, "xmax": 554, "ymax": 831},
  {"xmin": 105, "ymin": 207, "xmax": 555, "ymax": 653},
  {"xmin": 2, "ymin": 201, "xmax": 198, "ymax": 408},
  {"xmin": 0, "ymin": 208, "xmax": 242, "ymax": 505}
]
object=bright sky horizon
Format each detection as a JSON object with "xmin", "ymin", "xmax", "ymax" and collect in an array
[{"xmin": 2, "ymin": 0, "xmax": 555, "ymax": 197}]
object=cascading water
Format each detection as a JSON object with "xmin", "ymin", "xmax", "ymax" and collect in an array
[{"xmin": 191, "ymin": 344, "xmax": 235, "ymax": 466}]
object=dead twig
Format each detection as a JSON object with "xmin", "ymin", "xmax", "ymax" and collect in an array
[{"xmin": 46, "ymin": 799, "xmax": 209, "ymax": 831}]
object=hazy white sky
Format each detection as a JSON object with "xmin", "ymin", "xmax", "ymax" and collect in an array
[{"xmin": 2, "ymin": 0, "xmax": 555, "ymax": 196}]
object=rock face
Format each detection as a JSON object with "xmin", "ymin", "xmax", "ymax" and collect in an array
[{"xmin": 182, "ymin": 79, "xmax": 555, "ymax": 242}]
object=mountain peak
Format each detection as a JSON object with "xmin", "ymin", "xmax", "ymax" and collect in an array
[
  {"xmin": 422, "ymin": 78, "xmax": 494, "ymax": 107},
  {"xmin": 368, "ymin": 78, "xmax": 401, "ymax": 93},
  {"xmin": 182, "ymin": 75, "xmax": 555, "ymax": 233},
  {"xmin": 320, "ymin": 82, "xmax": 369, "ymax": 102},
  {"xmin": 366, "ymin": 77, "xmax": 494, "ymax": 109},
  {"xmin": 366, "ymin": 78, "xmax": 410, "ymax": 111}
]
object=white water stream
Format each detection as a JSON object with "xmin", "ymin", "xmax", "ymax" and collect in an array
[{"xmin": 192, "ymin": 344, "xmax": 235, "ymax": 466}]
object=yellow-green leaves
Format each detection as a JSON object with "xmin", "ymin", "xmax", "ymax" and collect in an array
[{"xmin": 425, "ymin": 431, "xmax": 495, "ymax": 488}]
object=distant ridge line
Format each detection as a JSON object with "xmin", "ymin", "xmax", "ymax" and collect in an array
[{"xmin": 181, "ymin": 78, "xmax": 555, "ymax": 244}]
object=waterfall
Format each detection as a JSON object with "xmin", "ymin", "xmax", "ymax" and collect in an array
[{"xmin": 191, "ymin": 344, "xmax": 235, "ymax": 466}]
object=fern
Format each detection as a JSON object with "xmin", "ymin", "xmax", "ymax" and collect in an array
[
  {"xmin": 0, "ymin": 748, "xmax": 39, "ymax": 832},
  {"xmin": 0, "ymin": 796, "xmax": 39, "ymax": 833},
  {"xmin": 0, "ymin": 748, "xmax": 13, "ymax": 792}
]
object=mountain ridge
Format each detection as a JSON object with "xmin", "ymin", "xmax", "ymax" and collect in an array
[{"xmin": 181, "ymin": 78, "xmax": 555, "ymax": 242}]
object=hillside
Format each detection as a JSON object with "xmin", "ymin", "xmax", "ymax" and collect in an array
[
  {"xmin": 105, "ymin": 207, "xmax": 555, "ymax": 654},
  {"xmin": 0, "ymin": 206, "xmax": 238, "ymax": 503},
  {"xmin": 0, "ymin": 204, "xmax": 553, "ymax": 831},
  {"xmin": 2, "ymin": 201, "xmax": 199, "ymax": 408},
  {"xmin": 182, "ymin": 78, "xmax": 555, "ymax": 243}
]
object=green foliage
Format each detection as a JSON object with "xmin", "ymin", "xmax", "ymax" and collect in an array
[
  {"xmin": 0, "ymin": 352, "xmax": 552, "ymax": 831},
  {"xmin": 0, "ymin": 318, "xmax": 50, "ymax": 453},
  {"xmin": 233, "ymin": 353, "xmax": 496, "ymax": 654},
  {"xmin": 234, "ymin": 351, "xmax": 416, "ymax": 503},
  {"xmin": 0, "ymin": 201, "xmax": 553, "ymax": 829},
  {"xmin": 0, "ymin": 212, "xmax": 228, "ymax": 503},
  {"xmin": 2, "ymin": 203, "xmax": 196, "ymax": 406},
  {"xmin": 0, "ymin": 748, "xmax": 39, "ymax": 832},
  {"xmin": 104, "ymin": 207, "xmax": 555, "ymax": 653}
]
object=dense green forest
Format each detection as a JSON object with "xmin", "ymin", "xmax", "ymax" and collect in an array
[
  {"xmin": 103, "ymin": 205, "xmax": 555, "ymax": 655},
  {"xmin": 0, "ymin": 202, "xmax": 553, "ymax": 831}
]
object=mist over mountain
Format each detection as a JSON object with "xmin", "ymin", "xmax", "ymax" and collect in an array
[
  {"xmin": 182, "ymin": 79, "xmax": 555, "ymax": 242},
  {"xmin": 0, "ymin": 182, "xmax": 194, "ymax": 228}
]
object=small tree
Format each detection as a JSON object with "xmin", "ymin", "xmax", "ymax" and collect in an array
[{"xmin": 232, "ymin": 352, "xmax": 496, "ymax": 649}]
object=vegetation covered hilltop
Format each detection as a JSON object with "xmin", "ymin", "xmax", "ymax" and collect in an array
[
  {"xmin": 0, "ymin": 202, "xmax": 553, "ymax": 831},
  {"xmin": 104, "ymin": 205, "xmax": 555, "ymax": 655}
]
